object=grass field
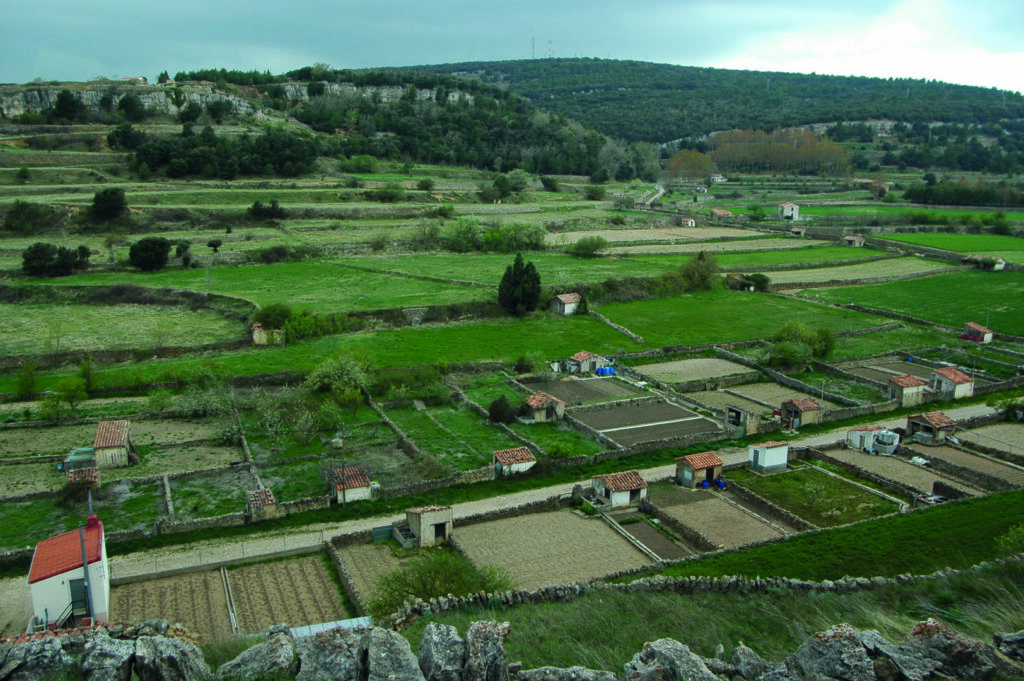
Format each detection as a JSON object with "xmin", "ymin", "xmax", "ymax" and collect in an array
[
  {"xmin": 798, "ymin": 270, "xmax": 1024, "ymax": 336},
  {"xmin": 874, "ymin": 233, "xmax": 1024, "ymax": 252}
]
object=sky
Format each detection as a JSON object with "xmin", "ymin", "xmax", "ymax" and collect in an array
[{"xmin": 2, "ymin": 0, "xmax": 1022, "ymax": 93}]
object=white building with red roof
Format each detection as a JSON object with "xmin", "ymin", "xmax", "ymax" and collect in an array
[
  {"xmin": 330, "ymin": 466, "xmax": 373, "ymax": 504},
  {"xmin": 931, "ymin": 367, "xmax": 974, "ymax": 400},
  {"xmin": 28, "ymin": 514, "xmax": 109, "ymax": 630},
  {"xmin": 493, "ymin": 447, "xmax": 537, "ymax": 476},
  {"xmin": 888, "ymin": 374, "xmax": 927, "ymax": 407},
  {"xmin": 962, "ymin": 322, "xmax": 993, "ymax": 344},
  {"xmin": 748, "ymin": 441, "xmax": 789, "ymax": 474},
  {"xmin": 592, "ymin": 470, "xmax": 648, "ymax": 508},
  {"xmin": 549, "ymin": 292, "xmax": 581, "ymax": 316},
  {"xmin": 567, "ymin": 350, "xmax": 610, "ymax": 375},
  {"xmin": 93, "ymin": 420, "xmax": 134, "ymax": 468},
  {"xmin": 676, "ymin": 451, "xmax": 725, "ymax": 488}
]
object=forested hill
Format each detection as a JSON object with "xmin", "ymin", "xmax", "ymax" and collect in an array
[{"xmin": 399, "ymin": 58, "xmax": 1024, "ymax": 143}]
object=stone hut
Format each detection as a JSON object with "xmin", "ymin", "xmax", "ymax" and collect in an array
[
  {"xmin": 778, "ymin": 202, "xmax": 799, "ymax": 220},
  {"xmin": 404, "ymin": 505, "xmax": 453, "ymax": 548},
  {"xmin": 780, "ymin": 398, "xmax": 822, "ymax": 428},
  {"xmin": 676, "ymin": 451, "xmax": 724, "ymax": 488},
  {"xmin": 726, "ymin": 404, "xmax": 761, "ymax": 436},
  {"xmin": 592, "ymin": 470, "xmax": 648, "ymax": 508},
  {"xmin": 246, "ymin": 489, "xmax": 280, "ymax": 521},
  {"xmin": 888, "ymin": 374, "xmax": 927, "ymax": 407},
  {"xmin": 525, "ymin": 391, "xmax": 566, "ymax": 422},
  {"xmin": 331, "ymin": 466, "xmax": 373, "ymax": 504},
  {"xmin": 843, "ymin": 235, "xmax": 865, "ymax": 247},
  {"xmin": 549, "ymin": 293, "xmax": 581, "ymax": 316},
  {"xmin": 93, "ymin": 421, "xmax": 135, "ymax": 468},
  {"xmin": 906, "ymin": 411, "xmax": 957, "ymax": 444},
  {"xmin": 567, "ymin": 350, "xmax": 610, "ymax": 375},
  {"xmin": 931, "ymin": 367, "xmax": 974, "ymax": 400},
  {"xmin": 493, "ymin": 447, "xmax": 537, "ymax": 477}
]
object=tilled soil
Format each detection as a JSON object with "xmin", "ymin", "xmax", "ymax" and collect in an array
[{"xmin": 229, "ymin": 556, "xmax": 347, "ymax": 634}]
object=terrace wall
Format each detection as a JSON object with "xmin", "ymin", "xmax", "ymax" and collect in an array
[
  {"xmin": 326, "ymin": 539, "xmax": 368, "ymax": 617},
  {"xmin": 586, "ymin": 309, "xmax": 645, "ymax": 343}
]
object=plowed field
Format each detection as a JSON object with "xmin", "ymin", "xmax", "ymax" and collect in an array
[{"xmin": 230, "ymin": 555, "xmax": 347, "ymax": 634}]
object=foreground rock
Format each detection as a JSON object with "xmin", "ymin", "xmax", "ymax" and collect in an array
[{"xmin": 0, "ymin": 619, "xmax": 1021, "ymax": 680}]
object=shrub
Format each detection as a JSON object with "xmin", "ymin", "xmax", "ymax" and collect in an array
[
  {"xmin": 4, "ymin": 200, "xmax": 61, "ymax": 234},
  {"xmin": 569, "ymin": 235, "xmax": 609, "ymax": 258},
  {"xmin": 248, "ymin": 199, "xmax": 287, "ymax": 220},
  {"xmin": 21, "ymin": 242, "xmax": 89, "ymax": 277},
  {"xmin": 416, "ymin": 178, "xmax": 435, "ymax": 191},
  {"xmin": 488, "ymin": 395, "xmax": 515, "ymax": 424},
  {"xmin": 259, "ymin": 245, "xmax": 290, "ymax": 263},
  {"xmin": 373, "ymin": 182, "xmax": 406, "ymax": 203},
  {"xmin": 540, "ymin": 175, "xmax": 559, "ymax": 192},
  {"xmin": 584, "ymin": 185, "xmax": 606, "ymax": 200},
  {"xmin": 253, "ymin": 303, "xmax": 293, "ymax": 330},
  {"xmin": 91, "ymin": 188, "xmax": 128, "ymax": 221},
  {"xmin": 128, "ymin": 236, "xmax": 172, "ymax": 272}
]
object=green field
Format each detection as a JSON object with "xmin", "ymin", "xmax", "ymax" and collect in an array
[
  {"xmin": 874, "ymin": 233, "xmax": 1024, "ymax": 252},
  {"xmin": 799, "ymin": 270, "xmax": 1024, "ymax": 336}
]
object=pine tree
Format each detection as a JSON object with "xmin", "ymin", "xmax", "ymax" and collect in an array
[{"xmin": 497, "ymin": 252, "xmax": 542, "ymax": 316}]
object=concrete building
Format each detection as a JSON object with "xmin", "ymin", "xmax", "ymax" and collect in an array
[
  {"xmin": 28, "ymin": 515, "xmax": 109, "ymax": 630},
  {"xmin": 748, "ymin": 441, "xmax": 789, "ymax": 474},
  {"xmin": 592, "ymin": 470, "xmax": 648, "ymax": 508},
  {"xmin": 493, "ymin": 447, "xmax": 537, "ymax": 477},
  {"xmin": 888, "ymin": 374, "xmax": 927, "ymax": 407},
  {"xmin": 906, "ymin": 412, "xmax": 957, "ymax": 445},
  {"xmin": 549, "ymin": 293, "xmax": 581, "ymax": 316},
  {"xmin": 404, "ymin": 506, "xmax": 453, "ymax": 547},
  {"xmin": 331, "ymin": 466, "xmax": 372, "ymax": 504},
  {"xmin": 931, "ymin": 367, "xmax": 974, "ymax": 400},
  {"xmin": 962, "ymin": 322, "xmax": 994, "ymax": 344}
]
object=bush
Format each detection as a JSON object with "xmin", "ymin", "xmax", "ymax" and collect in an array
[
  {"xmin": 91, "ymin": 188, "xmax": 128, "ymax": 221},
  {"xmin": 248, "ymin": 199, "xmax": 287, "ymax": 220},
  {"xmin": 4, "ymin": 200, "xmax": 61, "ymax": 234},
  {"xmin": 21, "ymin": 242, "xmax": 89, "ymax": 277},
  {"xmin": 259, "ymin": 245, "xmax": 290, "ymax": 263},
  {"xmin": 540, "ymin": 175, "xmax": 559, "ymax": 192},
  {"xmin": 569, "ymin": 235, "xmax": 609, "ymax": 258},
  {"xmin": 373, "ymin": 182, "xmax": 406, "ymax": 203},
  {"xmin": 416, "ymin": 178, "xmax": 435, "ymax": 191},
  {"xmin": 488, "ymin": 395, "xmax": 516, "ymax": 424},
  {"xmin": 253, "ymin": 303, "xmax": 292, "ymax": 330},
  {"xmin": 128, "ymin": 236, "xmax": 172, "ymax": 272},
  {"xmin": 584, "ymin": 185, "xmax": 606, "ymax": 200}
]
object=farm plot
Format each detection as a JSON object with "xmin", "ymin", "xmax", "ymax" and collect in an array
[
  {"xmin": 110, "ymin": 571, "xmax": 233, "ymax": 643},
  {"xmin": 0, "ymin": 423, "xmax": 98, "ymax": 458},
  {"xmin": 609, "ymin": 237, "xmax": 829, "ymax": 256},
  {"xmin": 386, "ymin": 406, "xmax": 488, "ymax": 471},
  {"xmin": 105, "ymin": 444, "xmax": 241, "ymax": 481},
  {"xmin": 824, "ymin": 449, "xmax": 982, "ymax": 496},
  {"xmin": 521, "ymin": 377, "xmax": 643, "ymax": 405},
  {"xmin": 130, "ymin": 419, "xmax": 228, "ymax": 446},
  {"xmin": 729, "ymin": 383, "xmax": 841, "ymax": 410},
  {"xmin": 609, "ymin": 511, "xmax": 695, "ymax": 560},
  {"xmin": 652, "ymin": 492, "xmax": 786, "ymax": 548},
  {"xmin": 547, "ymin": 226, "xmax": 760, "ymax": 246},
  {"xmin": 256, "ymin": 458, "xmax": 330, "ymax": 502},
  {"xmin": 955, "ymin": 423, "xmax": 1024, "ymax": 457},
  {"xmin": 335, "ymin": 542, "xmax": 407, "ymax": 604},
  {"xmin": 766, "ymin": 257, "xmax": 951, "ymax": 285},
  {"xmin": 229, "ymin": 555, "xmax": 348, "ymax": 635},
  {"xmin": 169, "ymin": 467, "xmax": 258, "ymax": 519},
  {"xmin": 455, "ymin": 511, "xmax": 653, "ymax": 590},
  {"xmin": 571, "ymin": 401, "xmax": 720, "ymax": 447},
  {"xmin": 684, "ymin": 390, "xmax": 771, "ymax": 416},
  {"xmin": 0, "ymin": 461, "xmax": 63, "ymax": 497},
  {"xmin": 634, "ymin": 358, "xmax": 755, "ymax": 383},
  {"xmin": 913, "ymin": 445, "xmax": 1024, "ymax": 487}
]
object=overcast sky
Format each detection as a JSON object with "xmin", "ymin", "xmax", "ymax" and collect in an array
[{"xmin": 3, "ymin": 0, "xmax": 1022, "ymax": 93}]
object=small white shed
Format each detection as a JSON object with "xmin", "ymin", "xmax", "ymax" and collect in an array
[
  {"xmin": 331, "ymin": 466, "xmax": 372, "ymax": 504},
  {"xmin": 748, "ymin": 441, "xmax": 789, "ymax": 474},
  {"xmin": 493, "ymin": 447, "xmax": 537, "ymax": 476},
  {"xmin": 592, "ymin": 470, "xmax": 648, "ymax": 508}
]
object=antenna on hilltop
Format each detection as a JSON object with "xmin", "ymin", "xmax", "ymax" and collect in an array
[
  {"xmin": 532, "ymin": 35, "xmax": 535, "ymax": 60},
  {"xmin": 547, "ymin": 40, "xmax": 553, "ymax": 58}
]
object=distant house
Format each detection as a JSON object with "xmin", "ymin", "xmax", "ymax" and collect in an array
[
  {"xmin": 493, "ymin": 447, "xmax": 537, "ymax": 477},
  {"xmin": 789, "ymin": 226, "xmax": 807, "ymax": 237},
  {"xmin": 931, "ymin": 367, "xmax": 974, "ymax": 400},
  {"xmin": 726, "ymin": 404, "xmax": 761, "ymax": 436},
  {"xmin": 843, "ymin": 235, "xmax": 865, "ymax": 247},
  {"xmin": 780, "ymin": 398, "xmax": 823, "ymax": 429},
  {"xmin": 525, "ymin": 391, "xmax": 566, "ymax": 422},
  {"xmin": 906, "ymin": 411, "xmax": 957, "ymax": 444},
  {"xmin": 888, "ymin": 374, "xmax": 927, "ymax": 407},
  {"xmin": 93, "ymin": 421, "xmax": 135, "ymax": 468},
  {"xmin": 246, "ymin": 488, "xmax": 280, "ymax": 521},
  {"xmin": 676, "ymin": 451, "xmax": 724, "ymax": 488},
  {"xmin": 748, "ymin": 441, "xmax": 789, "ymax": 474},
  {"xmin": 402, "ymin": 505, "xmax": 453, "ymax": 548},
  {"xmin": 678, "ymin": 217, "xmax": 697, "ymax": 227},
  {"xmin": 28, "ymin": 514, "xmax": 109, "ymax": 630},
  {"xmin": 330, "ymin": 466, "xmax": 372, "ymax": 504},
  {"xmin": 962, "ymin": 254, "xmax": 1006, "ymax": 271},
  {"xmin": 962, "ymin": 322, "xmax": 994, "ymax": 344},
  {"xmin": 709, "ymin": 208, "xmax": 733, "ymax": 222},
  {"xmin": 252, "ymin": 322, "xmax": 285, "ymax": 345},
  {"xmin": 778, "ymin": 202, "xmax": 799, "ymax": 220},
  {"xmin": 549, "ymin": 293, "xmax": 581, "ymax": 316},
  {"xmin": 567, "ymin": 350, "xmax": 610, "ymax": 375},
  {"xmin": 592, "ymin": 470, "xmax": 648, "ymax": 508},
  {"xmin": 710, "ymin": 173, "xmax": 727, "ymax": 183}
]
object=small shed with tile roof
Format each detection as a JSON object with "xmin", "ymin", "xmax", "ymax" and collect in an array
[
  {"xmin": 568, "ymin": 350, "xmax": 610, "ymax": 375},
  {"xmin": 726, "ymin": 403, "xmax": 761, "ymax": 436},
  {"xmin": 524, "ymin": 391, "xmax": 566, "ymax": 422},
  {"xmin": 778, "ymin": 202, "xmax": 799, "ymax": 220},
  {"xmin": 93, "ymin": 421, "xmax": 134, "ymax": 468},
  {"xmin": 246, "ymin": 488, "xmax": 281, "ymax": 521},
  {"xmin": 405, "ymin": 505, "xmax": 453, "ymax": 547},
  {"xmin": 906, "ymin": 411, "xmax": 957, "ymax": 444},
  {"xmin": 962, "ymin": 322, "xmax": 994, "ymax": 344},
  {"xmin": 493, "ymin": 447, "xmax": 537, "ymax": 476},
  {"xmin": 748, "ymin": 441, "xmax": 789, "ymax": 474},
  {"xmin": 549, "ymin": 292, "xmax": 581, "ymax": 316},
  {"xmin": 781, "ymin": 398, "xmax": 823, "ymax": 429},
  {"xmin": 28, "ymin": 515, "xmax": 109, "ymax": 629},
  {"xmin": 930, "ymin": 367, "xmax": 974, "ymax": 400},
  {"xmin": 888, "ymin": 374, "xmax": 927, "ymax": 407},
  {"xmin": 676, "ymin": 451, "xmax": 724, "ymax": 488},
  {"xmin": 592, "ymin": 470, "xmax": 648, "ymax": 508},
  {"xmin": 330, "ymin": 466, "xmax": 373, "ymax": 504}
]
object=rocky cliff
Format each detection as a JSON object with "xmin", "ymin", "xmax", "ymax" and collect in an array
[{"xmin": 0, "ymin": 617, "xmax": 1021, "ymax": 681}]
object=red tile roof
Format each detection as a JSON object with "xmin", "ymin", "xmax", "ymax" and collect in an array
[
  {"xmin": 525, "ymin": 391, "xmax": 565, "ymax": 408},
  {"xmin": 29, "ymin": 518, "xmax": 104, "ymax": 584},
  {"xmin": 933, "ymin": 367, "xmax": 973, "ymax": 385},
  {"xmin": 909, "ymin": 411, "xmax": 957, "ymax": 429},
  {"xmin": 493, "ymin": 447, "xmax": 536, "ymax": 466},
  {"xmin": 889, "ymin": 374, "xmax": 925, "ymax": 388},
  {"xmin": 331, "ymin": 466, "xmax": 370, "ymax": 490},
  {"xmin": 965, "ymin": 322, "xmax": 992, "ymax": 334},
  {"xmin": 247, "ymin": 489, "xmax": 277, "ymax": 507},
  {"xmin": 679, "ymin": 451, "xmax": 724, "ymax": 470},
  {"xmin": 94, "ymin": 421, "xmax": 129, "ymax": 449},
  {"xmin": 782, "ymin": 398, "xmax": 822, "ymax": 412},
  {"xmin": 570, "ymin": 350, "xmax": 601, "ymax": 362},
  {"xmin": 595, "ymin": 470, "xmax": 647, "ymax": 492},
  {"xmin": 754, "ymin": 441, "xmax": 789, "ymax": 449},
  {"xmin": 66, "ymin": 468, "xmax": 99, "ymax": 485},
  {"xmin": 555, "ymin": 293, "xmax": 581, "ymax": 305}
]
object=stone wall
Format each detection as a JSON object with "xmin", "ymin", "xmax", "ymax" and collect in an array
[
  {"xmin": 715, "ymin": 348, "xmax": 858, "ymax": 407},
  {"xmin": 586, "ymin": 309, "xmax": 645, "ymax": 343},
  {"xmin": 158, "ymin": 512, "xmax": 246, "ymax": 535},
  {"xmin": 325, "ymin": 540, "xmax": 368, "ymax": 616},
  {"xmin": 647, "ymin": 504, "xmax": 719, "ymax": 552}
]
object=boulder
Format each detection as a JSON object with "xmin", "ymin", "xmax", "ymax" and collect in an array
[
  {"xmin": 786, "ymin": 623, "xmax": 877, "ymax": 681},
  {"xmin": 418, "ymin": 622, "xmax": 465, "ymax": 681},
  {"xmin": 82, "ymin": 629, "xmax": 135, "ymax": 681},
  {"xmin": 363, "ymin": 627, "xmax": 424, "ymax": 681},
  {"xmin": 995, "ymin": 630, "xmax": 1024, "ymax": 662},
  {"xmin": 216, "ymin": 631, "xmax": 296, "ymax": 681},
  {"xmin": 731, "ymin": 642, "xmax": 776, "ymax": 680},
  {"xmin": 906, "ymin": 618, "xmax": 1013, "ymax": 680},
  {"xmin": 464, "ymin": 621, "xmax": 511, "ymax": 681},
  {"xmin": 517, "ymin": 666, "xmax": 617, "ymax": 681},
  {"xmin": 134, "ymin": 635, "xmax": 210, "ymax": 681},
  {"xmin": 295, "ymin": 627, "xmax": 364, "ymax": 681},
  {"xmin": 0, "ymin": 636, "xmax": 75, "ymax": 681},
  {"xmin": 622, "ymin": 638, "xmax": 719, "ymax": 681}
]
